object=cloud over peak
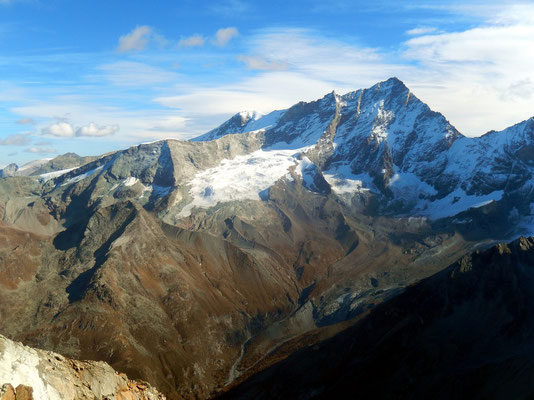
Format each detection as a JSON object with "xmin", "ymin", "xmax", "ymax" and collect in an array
[
  {"xmin": 76, "ymin": 122, "xmax": 119, "ymax": 137},
  {"xmin": 25, "ymin": 146, "xmax": 56, "ymax": 154},
  {"xmin": 42, "ymin": 122, "xmax": 74, "ymax": 137},
  {"xmin": 42, "ymin": 122, "xmax": 119, "ymax": 137}
]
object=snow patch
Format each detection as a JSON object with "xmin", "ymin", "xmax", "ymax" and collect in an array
[
  {"xmin": 323, "ymin": 163, "xmax": 375, "ymax": 195},
  {"xmin": 61, "ymin": 166, "xmax": 103, "ymax": 186},
  {"xmin": 123, "ymin": 177, "xmax": 138, "ymax": 187},
  {"xmin": 178, "ymin": 149, "xmax": 300, "ymax": 217},
  {"xmin": 244, "ymin": 109, "xmax": 285, "ymax": 132},
  {"xmin": 295, "ymin": 157, "xmax": 319, "ymax": 191},
  {"xmin": 18, "ymin": 158, "xmax": 53, "ymax": 172},
  {"xmin": 39, "ymin": 168, "xmax": 77, "ymax": 182},
  {"xmin": 417, "ymin": 189, "xmax": 504, "ymax": 220},
  {"xmin": 388, "ymin": 170, "xmax": 437, "ymax": 200}
]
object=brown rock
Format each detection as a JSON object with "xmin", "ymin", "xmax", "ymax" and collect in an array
[
  {"xmin": 14, "ymin": 385, "xmax": 33, "ymax": 400},
  {"xmin": 0, "ymin": 384, "xmax": 16, "ymax": 400}
]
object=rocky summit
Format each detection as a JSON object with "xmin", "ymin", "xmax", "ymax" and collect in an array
[{"xmin": 0, "ymin": 78, "xmax": 533, "ymax": 399}]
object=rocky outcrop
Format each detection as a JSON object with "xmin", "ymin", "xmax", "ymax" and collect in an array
[
  {"xmin": 0, "ymin": 384, "xmax": 33, "ymax": 400},
  {"xmin": 0, "ymin": 164, "xmax": 18, "ymax": 178},
  {"xmin": 0, "ymin": 334, "xmax": 165, "ymax": 400}
]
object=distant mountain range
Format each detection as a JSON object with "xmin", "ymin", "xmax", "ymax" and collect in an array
[
  {"xmin": 0, "ymin": 78, "xmax": 533, "ymax": 399},
  {"xmin": 0, "ymin": 153, "xmax": 98, "ymax": 178}
]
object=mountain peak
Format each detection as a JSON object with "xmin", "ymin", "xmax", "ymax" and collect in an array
[
  {"xmin": 371, "ymin": 76, "xmax": 409, "ymax": 95},
  {"xmin": 385, "ymin": 76, "xmax": 406, "ymax": 85},
  {"xmin": 0, "ymin": 163, "xmax": 19, "ymax": 178}
]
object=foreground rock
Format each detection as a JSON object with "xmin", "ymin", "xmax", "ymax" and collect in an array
[{"xmin": 0, "ymin": 334, "xmax": 165, "ymax": 400}]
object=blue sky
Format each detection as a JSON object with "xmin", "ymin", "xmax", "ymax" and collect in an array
[{"xmin": 1, "ymin": 0, "xmax": 533, "ymax": 166}]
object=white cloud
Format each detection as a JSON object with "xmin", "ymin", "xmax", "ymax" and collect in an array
[
  {"xmin": 75, "ymin": 122, "xmax": 119, "ymax": 137},
  {"xmin": 25, "ymin": 146, "xmax": 56, "ymax": 154},
  {"xmin": 178, "ymin": 35, "xmax": 205, "ymax": 47},
  {"xmin": 41, "ymin": 121, "xmax": 117, "ymax": 137},
  {"xmin": 12, "ymin": 99, "xmax": 196, "ymax": 142},
  {"xmin": 42, "ymin": 122, "xmax": 75, "ymax": 137},
  {"xmin": 150, "ymin": 116, "xmax": 188, "ymax": 132},
  {"xmin": 401, "ymin": 7, "xmax": 534, "ymax": 134},
  {"xmin": 98, "ymin": 61, "xmax": 180, "ymax": 87},
  {"xmin": 0, "ymin": 134, "xmax": 31, "ymax": 146},
  {"xmin": 210, "ymin": 0, "xmax": 250, "ymax": 16},
  {"xmin": 154, "ymin": 71, "xmax": 345, "ymax": 116},
  {"xmin": 237, "ymin": 55, "xmax": 290, "ymax": 71},
  {"xmin": 488, "ymin": 3, "xmax": 534, "ymax": 24},
  {"xmin": 502, "ymin": 78, "xmax": 534, "ymax": 101},
  {"xmin": 117, "ymin": 26, "xmax": 152, "ymax": 52},
  {"xmin": 155, "ymin": 17, "xmax": 534, "ymax": 137},
  {"xmin": 155, "ymin": 29, "xmax": 403, "ymax": 116},
  {"xmin": 213, "ymin": 27, "xmax": 238, "ymax": 47},
  {"xmin": 16, "ymin": 118, "xmax": 36, "ymax": 125},
  {"xmin": 240, "ymin": 29, "xmax": 399, "ymax": 86},
  {"xmin": 406, "ymin": 27, "xmax": 438, "ymax": 35},
  {"xmin": 5, "ymin": 3, "xmax": 534, "ymax": 152}
]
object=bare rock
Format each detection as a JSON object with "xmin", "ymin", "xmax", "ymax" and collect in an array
[
  {"xmin": 0, "ymin": 384, "xmax": 15, "ymax": 400},
  {"xmin": 14, "ymin": 385, "xmax": 32, "ymax": 400},
  {"xmin": 0, "ymin": 335, "xmax": 165, "ymax": 400}
]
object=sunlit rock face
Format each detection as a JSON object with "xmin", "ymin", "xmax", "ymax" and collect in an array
[{"xmin": 0, "ymin": 335, "xmax": 165, "ymax": 400}]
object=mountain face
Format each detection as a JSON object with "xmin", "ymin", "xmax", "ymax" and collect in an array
[
  {"xmin": 0, "ymin": 334, "xmax": 165, "ymax": 400},
  {"xmin": 221, "ymin": 236, "xmax": 534, "ymax": 400},
  {"xmin": 192, "ymin": 78, "xmax": 534, "ymax": 224},
  {"xmin": 192, "ymin": 110, "xmax": 285, "ymax": 142},
  {"xmin": 0, "ymin": 164, "xmax": 18, "ymax": 178},
  {"xmin": 0, "ymin": 77, "xmax": 533, "ymax": 399},
  {"xmin": 0, "ymin": 153, "xmax": 99, "ymax": 179}
]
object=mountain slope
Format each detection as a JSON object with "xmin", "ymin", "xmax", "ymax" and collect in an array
[{"xmin": 221, "ymin": 236, "xmax": 534, "ymax": 400}]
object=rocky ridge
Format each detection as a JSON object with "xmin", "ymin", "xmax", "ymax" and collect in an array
[
  {"xmin": 0, "ymin": 334, "xmax": 165, "ymax": 400},
  {"xmin": 0, "ymin": 153, "xmax": 99, "ymax": 179}
]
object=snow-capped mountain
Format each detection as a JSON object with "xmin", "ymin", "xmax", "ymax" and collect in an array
[
  {"xmin": 192, "ymin": 109, "xmax": 285, "ymax": 141},
  {"xmin": 8, "ymin": 77, "xmax": 530, "ymax": 230},
  {"xmin": 187, "ymin": 77, "xmax": 533, "ymax": 224},
  {"xmin": 1, "ymin": 77, "xmax": 534, "ymax": 399}
]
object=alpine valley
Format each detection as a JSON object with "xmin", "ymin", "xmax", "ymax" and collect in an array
[{"xmin": 1, "ymin": 78, "xmax": 534, "ymax": 399}]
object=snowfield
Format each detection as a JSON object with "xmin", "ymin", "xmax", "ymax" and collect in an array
[{"xmin": 178, "ymin": 149, "xmax": 301, "ymax": 217}]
